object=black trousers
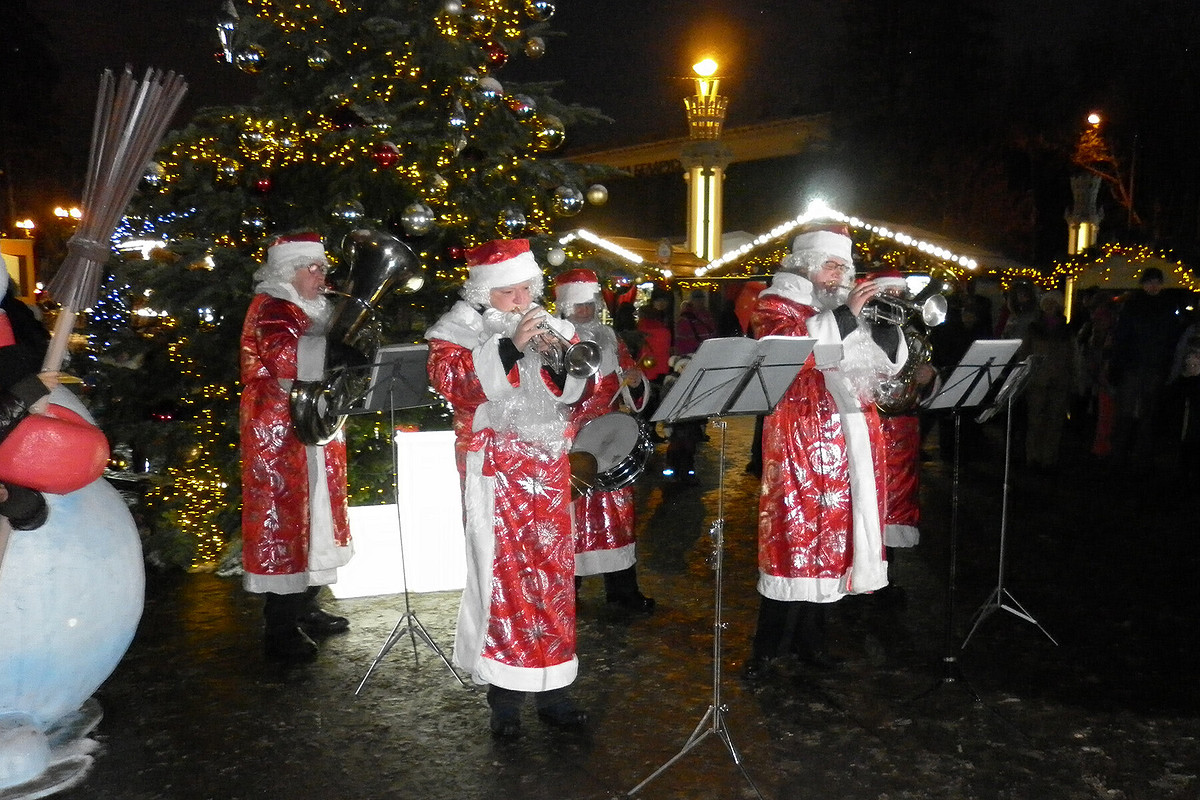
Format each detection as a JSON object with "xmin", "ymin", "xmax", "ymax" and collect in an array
[{"xmin": 750, "ymin": 597, "xmax": 827, "ymax": 660}]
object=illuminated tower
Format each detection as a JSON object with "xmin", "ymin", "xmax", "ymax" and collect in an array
[{"xmin": 682, "ymin": 58, "xmax": 732, "ymax": 262}]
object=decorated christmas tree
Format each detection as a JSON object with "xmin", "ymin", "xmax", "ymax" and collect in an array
[{"xmin": 82, "ymin": 0, "xmax": 613, "ymax": 569}]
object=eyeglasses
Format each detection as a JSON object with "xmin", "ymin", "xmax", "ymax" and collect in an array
[{"xmin": 304, "ymin": 262, "xmax": 329, "ymax": 276}]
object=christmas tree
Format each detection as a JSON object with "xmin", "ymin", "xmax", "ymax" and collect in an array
[{"xmin": 83, "ymin": 0, "xmax": 614, "ymax": 569}]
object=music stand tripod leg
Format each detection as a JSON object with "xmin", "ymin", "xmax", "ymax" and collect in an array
[
  {"xmin": 356, "ymin": 385, "xmax": 469, "ymax": 693},
  {"xmin": 625, "ymin": 420, "xmax": 764, "ymax": 800}
]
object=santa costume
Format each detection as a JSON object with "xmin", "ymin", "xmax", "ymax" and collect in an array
[
  {"xmin": 870, "ymin": 270, "xmax": 925, "ymax": 548},
  {"xmin": 240, "ymin": 232, "xmax": 353, "ymax": 661},
  {"xmin": 746, "ymin": 225, "xmax": 904, "ymax": 674},
  {"xmin": 554, "ymin": 269, "xmax": 653, "ymax": 612},
  {"xmin": 425, "ymin": 239, "xmax": 590, "ymax": 736}
]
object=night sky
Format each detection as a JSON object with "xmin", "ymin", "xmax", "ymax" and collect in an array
[{"xmin": 12, "ymin": 0, "xmax": 1200, "ymax": 261}]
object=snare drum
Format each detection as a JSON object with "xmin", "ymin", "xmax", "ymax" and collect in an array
[{"xmin": 570, "ymin": 412, "xmax": 653, "ymax": 493}]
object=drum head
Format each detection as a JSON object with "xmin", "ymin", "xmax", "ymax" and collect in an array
[{"xmin": 572, "ymin": 413, "xmax": 642, "ymax": 473}]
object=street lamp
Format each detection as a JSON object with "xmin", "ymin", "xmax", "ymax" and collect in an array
[
  {"xmin": 682, "ymin": 57, "xmax": 732, "ymax": 262},
  {"xmin": 54, "ymin": 206, "xmax": 82, "ymax": 221},
  {"xmin": 14, "ymin": 219, "xmax": 35, "ymax": 238}
]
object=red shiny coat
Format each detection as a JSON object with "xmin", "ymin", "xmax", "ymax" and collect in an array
[
  {"xmin": 751, "ymin": 292, "xmax": 888, "ymax": 601},
  {"xmin": 240, "ymin": 295, "xmax": 349, "ymax": 577}
]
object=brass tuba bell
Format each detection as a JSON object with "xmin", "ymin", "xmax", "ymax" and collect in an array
[{"xmin": 290, "ymin": 229, "xmax": 426, "ymax": 445}]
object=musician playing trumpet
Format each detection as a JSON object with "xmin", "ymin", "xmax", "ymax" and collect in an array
[
  {"xmin": 553, "ymin": 269, "xmax": 655, "ymax": 613},
  {"xmin": 744, "ymin": 225, "xmax": 906, "ymax": 679},
  {"xmin": 425, "ymin": 239, "xmax": 591, "ymax": 738}
]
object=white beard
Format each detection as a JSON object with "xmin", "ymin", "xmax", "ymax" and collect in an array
[
  {"xmin": 813, "ymin": 285, "xmax": 848, "ymax": 311},
  {"xmin": 481, "ymin": 307, "xmax": 570, "ymax": 449}
]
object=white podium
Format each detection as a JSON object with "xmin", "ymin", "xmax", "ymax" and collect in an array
[{"xmin": 332, "ymin": 429, "xmax": 467, "ymax": 599}]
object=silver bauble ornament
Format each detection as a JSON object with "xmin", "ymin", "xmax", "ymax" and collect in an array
[
  {"xmin": 524, "ymin": 36, "xmax": 546, "ymax": 59},
  {"xmin": 401, "ymin": 202, "xmax": 436, "ymax": 236},
  {"xmin": 532, "ymin": 114, "xmax": 566, "ymax": 151},
  {"xmin": 507, "ymin": 94, "xmax": 537, "ymax": 120},
  {"xmin": 524, "ymin": 0, "xmax": 556, "ymax": 22},
  {"xmin": 477, "ymin": 77, "xmax": 503, "ymax": 104},
  {"xmin": 547, "ymin": 248, "xmax": 566, "ymax": 267},
  {"xmin": 143, "ymin": 162, "xmax": 165, "ymax": 188},
  {"xmin": 331, "ymin": 199, "xmax": 366, "ymax": 223},
  {"xmin": 552, "ymin": 186, "xmax": 584, "ymax": 217},
  {"xmin": 496, "ymin": 205, "xmax": 527, "ymax": 237},
  {"xmin": 443, "ymin": 0, "xmax": 463, "ymax": 14},
  {"xmin": 235, "ymin": 44, "xmax": 265, "ymax": 75},
  {"xmin": 586, "ymin": 184, "xmax": 609, "ymax": 206},
  {"xmin": 307, "ymin": 47, "xmax": 331, "ymax": 70}
]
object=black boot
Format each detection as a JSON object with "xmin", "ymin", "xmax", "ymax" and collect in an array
[
  {"xmin": 298, "ymin": 586, "xmax": 349, "ymax": 636},
  {"xmin": 487, "ymin": 685, "xmax": 524, "ymax": 737},
  {"xmin": 263, "ymin": 592, "xmax": 318, "ymax": 662},
  {"xmin": 535, "ymin": 687, "xmax": 588, "ymax": 729},
  {"xmin": 604, "ymin": 566, "xmax": 655, "ymax": 612}
]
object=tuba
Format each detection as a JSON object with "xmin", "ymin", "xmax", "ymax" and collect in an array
[
  {"xmin": 290, "ymin": 229, "xmax": 426, "ymax": 445},
  {"xmin": 876, "ymin": 326, "xmax": 933, "ymax": 415}
]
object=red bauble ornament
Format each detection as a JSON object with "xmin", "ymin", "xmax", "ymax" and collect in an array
[
  {"xmin": 373, "ymin": 141, "xmax": 400, "ymax": 169},
  {"xmin": 483, "ymin": 41, "xmax": 509, "ymax": 69},
  {"xmin": 446, "ymin": 244, "xmax": 466, "ymax": 261},
  {"xmin": 253, "ymin": 176, "xmax": 272, "ymax": 194}
]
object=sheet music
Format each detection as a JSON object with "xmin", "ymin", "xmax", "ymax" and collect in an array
[
  {"xmin": 926, "ymin": 339, "xmax": 1021, "ymax": 411},
  {"xmin": 355, "ymin": 343, "xmax": 434, "ymax": 413},
  {"xmin": 652, "ymin": 335, "xmax": 816, "ymax": 422}
]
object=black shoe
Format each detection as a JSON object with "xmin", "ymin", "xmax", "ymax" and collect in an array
[
  {"xmin": 489, "ymin": 708, "xmax": 522, "ymax": 738},
  {"xmin": 264, "ymin": 626, "xmax": 318, "ymax": 662},
  {"xmin": 299, "ymin": 608, "xmax": 350, "ymax": 636},
  {"xmin": 536, "ymin": 700, "xmax": 588, "ymax": 729},
  {"xmin": 607, "ymin": 592, "xmax": 656, "ymax": 613}
]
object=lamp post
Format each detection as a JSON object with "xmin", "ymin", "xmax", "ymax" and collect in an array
[{"xmin": 682, "ymin": 58, "xmax": 732, "ymax": 263}]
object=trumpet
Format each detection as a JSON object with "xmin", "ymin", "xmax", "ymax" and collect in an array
[
  {"xmin": 861, "ymin": 291, "xmax": 948, "ymax": 328},
  {"xmin": 531, "ymin": 318, "xmax": 602, "ymax": 379}
]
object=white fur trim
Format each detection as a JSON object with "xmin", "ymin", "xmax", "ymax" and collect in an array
[
  {"xmin": 885, "ymin": 523, "xmax": 920, "ymax": 548},
  {"xmin": 556, "ymin": 281, "xmax": 600, "ymax": 311},
  {"xmin": 468, "ymin": 249, "xmax": 541, "ymax": 291},
  {"xmin": 791, "ymin": 229, "xmax": 853, "ymax": 264},
  {"xmin": 757, "ymin": 573, "xmax": 847, "ymax": 604},
  {"xmin": 575, "ymin": 543, "xmax": 636, "ymax": 576}
]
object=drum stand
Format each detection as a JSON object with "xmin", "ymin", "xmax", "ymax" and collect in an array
[
  {"xmin": 355, "ymin": 378, "xmax": 468, "ymax": 694},
  {"xmin": 627, "ymin": 419, "xmax": 763, "ymax": 800},
  {"xmin": 962, "ymin": 371, "xmax": 1057, "ymax": 648}
]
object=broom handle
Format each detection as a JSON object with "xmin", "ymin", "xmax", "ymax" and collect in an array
[{"xmin": 41, "ymin": 310, "xmax": 76, "ymax": 374}]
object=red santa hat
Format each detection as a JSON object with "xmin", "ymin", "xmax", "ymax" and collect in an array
[
  {"xmin": 868, "ymin": 268, "xmax": 908, "ymax": 293},
  {"xmin": 554, "ymin": 268, "xmax": 601, "ymax": 312},
  {"xmin": 464, "ymin": 238, "xmax": 541, "ymax": 290},
  {"xmin": 789, "ymin": 223, "xmax": 853, "ymax": 264},
  {"xmin": 266, "ymin": 232, "xmax": 329, "ymax": 273}
]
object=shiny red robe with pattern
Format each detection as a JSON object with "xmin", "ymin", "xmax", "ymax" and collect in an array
[
  {"xmin": 426, "ymin": 300, "xmax": 588, "ymax": 692},
  {"xmin": 240, "ymin": 295, "xmax": 350, "ymax": 583},
  {"xmin": 571, "ymin": 333, "xmax": 638, "ymax": 576},
  {"xmin": 751, "ymin": 287, "xmax": 889, "ymax": 603},
  {"xmin": 880, "ymin": 413, "xmax": 922, "ymax": 547}
]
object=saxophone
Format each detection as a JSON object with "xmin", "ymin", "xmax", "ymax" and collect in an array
[{"xmin": 875, "ymin": 325, "xmax": 933, "ymax": 416}]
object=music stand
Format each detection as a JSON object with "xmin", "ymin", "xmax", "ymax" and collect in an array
[
  {"xmin": 917, "ymin": 339, "xmax": 1021, "ymax": 699},
  {"xmin": 349, "ymin": 343, "xmax": 469, "ymax": 693},
  {"xmin": 962, "ymin": 357, "xmax": 1058, "ymax": 648},
  {"xmin": 627, "ymin": 335, "xmax": 816, "ymax": 800}
]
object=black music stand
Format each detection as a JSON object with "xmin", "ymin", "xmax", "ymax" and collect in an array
[
  {"xmin": 963, "ymin": 356, "xmax": 1058, "ymax": 648},
  {"xmin": 916, "ymin": 339, "xmax": 1021, "ymax": 700},
  {"xmin": 349, "ymin": 343, "xmax": 469, "ymax": 693},
  {"xmin": 627, "ymin": 335, "xmax": 816, "ymax": 800}
]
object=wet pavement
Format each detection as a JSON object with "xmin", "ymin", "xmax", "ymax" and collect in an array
[{"xmin": 59, "ymin": 413, "xmax": 1199, "ymax": 800}]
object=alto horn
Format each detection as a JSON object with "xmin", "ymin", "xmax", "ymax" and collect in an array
[
  {"xmin": 290, "ymin": 229, "xmax": 427, "ymax": 445},
  {"xmin": 862, "ymin": 291, "xmax": 948, "ymax": 328}
]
